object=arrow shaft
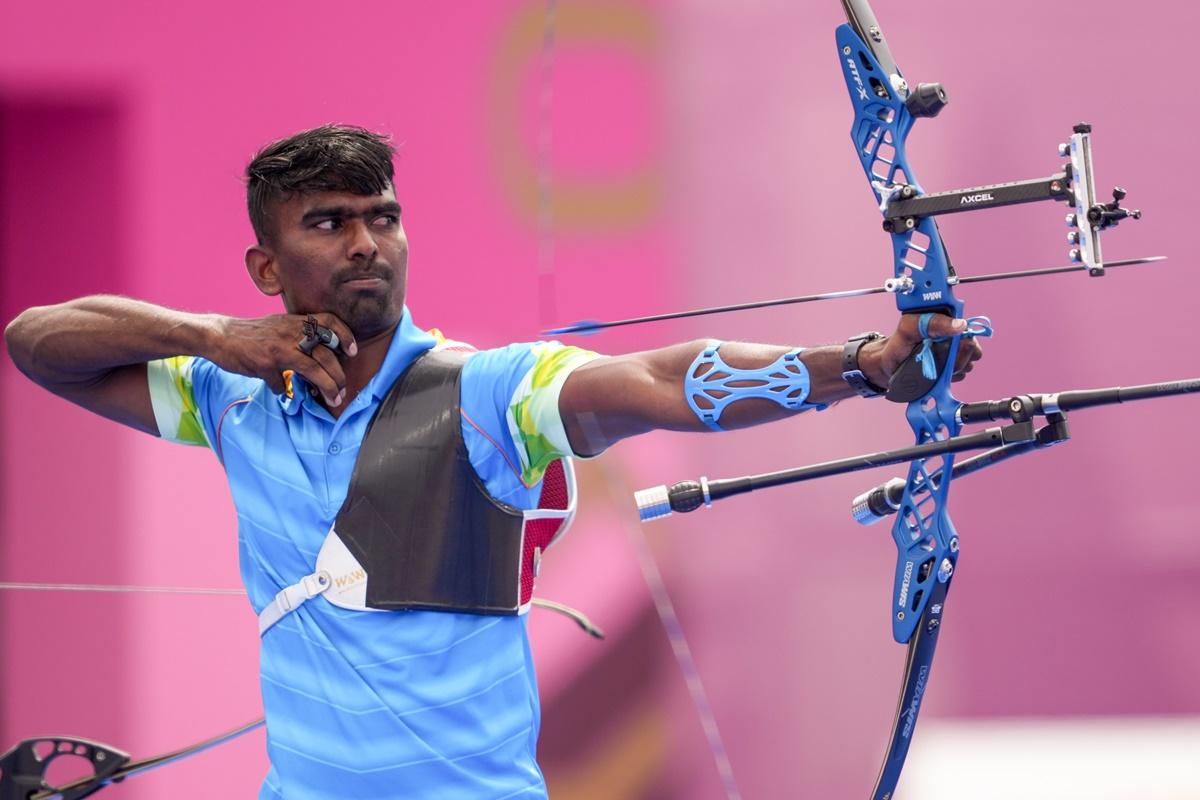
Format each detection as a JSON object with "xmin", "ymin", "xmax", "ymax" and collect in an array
[{"xmin": 545, "ymin": 256, "xmax": 1166, "ymax": 336}]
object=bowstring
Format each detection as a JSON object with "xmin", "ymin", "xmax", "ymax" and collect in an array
[
  {"xmin": 537, "ymin": 0, "xmax": 558, "ymax": 329},
  {"xmin": 0, "ymin": 581, "xmax": 244, "ymax": 596},
  {"xmin": 0, "ymin": 582, "xmax": 601, "ymax": 631},
  {"xmin": 533, "ymin": 1, "xmax": 741, "ymax": 794},
  {"xmin": 595, "ymin": 459, "xmax": 743, "ymax": 800}
]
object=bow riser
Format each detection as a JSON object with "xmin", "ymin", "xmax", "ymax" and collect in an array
[{"xmin": 837, "ymin": 21, "xmax": 963, "ymax": 647}]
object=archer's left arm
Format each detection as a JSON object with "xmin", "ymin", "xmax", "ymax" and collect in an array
[{"xmin": 559, "ymin": 314, "xmax": 980, "ymax": 456}]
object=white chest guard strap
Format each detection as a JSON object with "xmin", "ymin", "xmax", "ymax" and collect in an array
[{"xmin": 258, "ymin": 458, "xmax": 577, "ymax": 635}]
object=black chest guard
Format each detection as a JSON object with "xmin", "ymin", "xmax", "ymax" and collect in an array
[
  {"xmin": 334, "ymin": 348, "xmax": 529, "ymax": 614},
  {"xmin": 256, "ymin": 346, "xmax": 578, "ymax": 636}
]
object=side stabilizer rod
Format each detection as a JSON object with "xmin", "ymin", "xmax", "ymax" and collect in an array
[
  {"xmin": 635, "ymin": 423, "xmax": 1036, "ymax": 521},
  {"xmin": 853, "ymin": 377, "xmax": 1200, "ymax": 523}
]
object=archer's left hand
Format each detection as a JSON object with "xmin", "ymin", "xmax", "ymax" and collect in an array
[{"xmin": 863, "ymin": 313, "xmax": 984, "ymax": 387}]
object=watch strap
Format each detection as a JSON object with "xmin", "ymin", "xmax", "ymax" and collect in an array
[{"xmin": 842, "ymin": 332, "xmax": 888, "ymax": 398}]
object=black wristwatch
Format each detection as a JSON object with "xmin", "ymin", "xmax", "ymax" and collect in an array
[{"xmin": 842, "ymin": 331, "xmax": 888, "ymax": 398}]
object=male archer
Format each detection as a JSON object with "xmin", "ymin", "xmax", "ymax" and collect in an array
[{"xmin": 3, "ymin": 125, "xmax": 981, "ymax": 799}]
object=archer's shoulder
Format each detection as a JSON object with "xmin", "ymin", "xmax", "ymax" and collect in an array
[
  {"xmin": 459, "ymin": 339, "xmax": 601, "ymax": 384},
  {"xmin": 427, "ymin": 327, "xmax": 477, "ymax": 354}
]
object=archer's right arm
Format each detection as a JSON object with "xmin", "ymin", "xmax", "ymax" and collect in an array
[{"xmin": 3, "ymin": 295, "xmax": 354, "ymax": 436}]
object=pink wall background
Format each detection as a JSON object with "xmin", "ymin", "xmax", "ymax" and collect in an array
[{"xmin": 2, "ymin": 1, "xmax": 1197, "ymax": 798}]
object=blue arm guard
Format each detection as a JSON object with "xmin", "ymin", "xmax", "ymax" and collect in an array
[{"xmin": 685, "ymin": 341, "xmax": 826, "ymax": 432}]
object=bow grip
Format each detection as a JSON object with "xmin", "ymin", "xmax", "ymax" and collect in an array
[{"xmin": 886, "ymin": 339, "xmax": 951, "ymax": 403}]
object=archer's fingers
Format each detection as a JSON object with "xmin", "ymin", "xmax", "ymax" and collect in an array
[
  {"xmin": 265, "ymin": 370, "xmax": 289, "ymax": 395},
  {"xmin": 314, "ymin": 313, "xmax": 357, "ymax": 357},
  {"xmin": 292, "ymin": 360, "xmax": 344, "ymax": 407},
  {"xmin": 309, "ymin": 345, "xmax": 348, "ymax": 395},
  {"xmin": 921, "ymin": 314, "xmax": 969, "ymax": 339},
  {"xmin": 956, "ymin": 337, "xmax": 983, "ymax": 361}
]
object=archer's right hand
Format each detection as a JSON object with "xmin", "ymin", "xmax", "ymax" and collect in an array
[{"xmin": 211, "ymin": 313, "xmax": 357, "ymax": 406}]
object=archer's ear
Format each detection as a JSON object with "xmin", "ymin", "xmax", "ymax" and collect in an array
[{"xmin": 245, "ymin": 245, "xmax": 283, "ymax": 297}]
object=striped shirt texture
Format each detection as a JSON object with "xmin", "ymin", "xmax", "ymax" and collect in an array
[{"xmin": 146, "ymin": 309, "xmax": 598, "ymax": 799}]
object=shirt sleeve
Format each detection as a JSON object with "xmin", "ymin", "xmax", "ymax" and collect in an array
[
  {"xmin": 146, "ymin": 356, "xmax": 211, "ymax": 446},
  {"xmin": 459, "ymin": 341, "xmax": 601, "ymax": 492},
  {"xmin": 505, "ymin": 342, "xmax": 601, "ymax": 484},
  {"xmin": 146, "ymin": 355, "xmax": 256, "ymax": 449}
]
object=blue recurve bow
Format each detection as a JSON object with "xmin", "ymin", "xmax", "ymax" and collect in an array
[
  {"xmin": 837, "ymin": 3, "xmax": 966, "ymax": 795},
  {"xmin": 551, "ymin": 2, "xmax": 1193, "ymax": 798}
]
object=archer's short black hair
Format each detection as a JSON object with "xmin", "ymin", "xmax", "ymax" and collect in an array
[{"xmin": 245, "ymin": 124, "xmax": 395, "ymax": 244}]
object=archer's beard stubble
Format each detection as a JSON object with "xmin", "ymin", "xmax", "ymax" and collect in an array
[{"xmin": 335, "ymin": 282, "xmax": 399, "ymax": 339}]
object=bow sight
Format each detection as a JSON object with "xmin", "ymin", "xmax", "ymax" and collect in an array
[{"xmin": 878, "ymin": 121, "xmax": 1141, "ymax": 281}]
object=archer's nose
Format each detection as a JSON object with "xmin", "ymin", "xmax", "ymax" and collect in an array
[{"xmin": 346, "ymin": 221, "xmax": 378, "ymax": 261}]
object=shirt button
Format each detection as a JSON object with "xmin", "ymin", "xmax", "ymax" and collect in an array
[{"xmin": 328, "ymin": 442, "xmax": 341, "ymax": 455}]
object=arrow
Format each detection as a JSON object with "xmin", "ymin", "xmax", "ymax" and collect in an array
[{"xmin": 544, "ymin": 256, "xmax": 1166, "ymax": 336}]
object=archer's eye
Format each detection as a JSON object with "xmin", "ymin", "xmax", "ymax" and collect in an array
[
  {"xmin": 315, "ymin": 219, "xmax": 340, "ymax": 231},
  {"xmin": 373, "ymin": 214, "xmax": 400, "ymax": 227}
]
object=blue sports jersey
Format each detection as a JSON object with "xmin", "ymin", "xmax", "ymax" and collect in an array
[{"xmin": 146, "ymin": 309, "xmax": 598, "ymax": 799}]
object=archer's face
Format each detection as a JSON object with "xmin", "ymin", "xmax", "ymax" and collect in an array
[{"xmin": 267, "ymin": 186, "xmax": 408, "ymax": 340}]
